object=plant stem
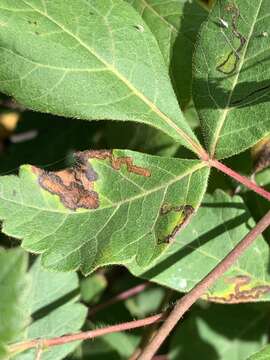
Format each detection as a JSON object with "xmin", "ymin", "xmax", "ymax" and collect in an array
[
  {"xmin": 129, "ymin": 290, "xmax": 174, "ymax": 360},
  {"xmin": 9, "ymin": 313, "xmax": 165, "ymax": 355},
  {"xmin": 89, "ymin": 282, "xmax": 150, "ymax": 316},
  {"xmin": 138, "ymin": 210, "xmax": 270, "ymax": 360},
  {"xmin": 210, "ymin": 159, "xmax": 270, "ymax": 201}
]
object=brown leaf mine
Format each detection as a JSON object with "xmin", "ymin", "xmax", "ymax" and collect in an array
[
  {"xmin": 32, "ymin": 150, "xmax": 151, "ymax": 210},
  {"xmin": 32, "ymin": 153, "xmax": 99, "ymax": 211},
  {"xmin": 206, "ymin": 275, "xmax": 270, "ymax": 303},
  {"xmin": 156, "ymin": 204, "xmax": 194, "ymax": 244},
  {"xmin": 76, "ymin": 150, "xmax": 151, "ymax": 177}
]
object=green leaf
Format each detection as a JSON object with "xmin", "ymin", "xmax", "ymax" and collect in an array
[
  {"xmin": 0, "ymin": 248, "xmax": 29, "ymax": 360},
  {"xmin": 169, "ymin": 304, "xmax": 269, "ymax": 360},
  {"xmin": 69, "ymin": 333, "xmax": 139, "ymax": 360},
  {"xmin": 80, "ymin": 273, "xmax": 107, "ymax": 304},
  {"xmin": 125, "ymin": 286, "xmax": 165, "ymax": 318},
  {"xmin": 193, "ymin": 0, "xmax": 270, "ymax": 159},
  {"xmin": 127, "ymin": 0, "xmax": 208, "ymax": 107},
  {"xmin": 248, "ymin": 345, "xmax": 270, "ymax": 360},
  {"xmin": 14, "ymin": 257, "xmax": 87, "ymax": 360},
  {"xmin": 0, "ymin": 0, "xmax": 201, "ymax": 153},
  {"xmin": 100, "ymin": 332, "xmax": 139, "ymax": 359},
  {"xmin": 0, "ymin": 149, "xmax": 209, "ymax": 274},
  {"xmin": 129, "ymin": 190, "xmax": 270, "ymax": 302}
]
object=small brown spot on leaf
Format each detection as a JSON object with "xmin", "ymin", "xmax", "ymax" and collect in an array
[{"xmin": 76, "ymin": 150, "xmax": 151, "ymax": 177}]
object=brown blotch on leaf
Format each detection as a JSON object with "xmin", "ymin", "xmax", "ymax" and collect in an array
[
  {"xmin": 76, "ymin": 150, "xmax": 151, "ymax": 177},
  {"xmin": 206, "ymin": 275, "xmax": 270, "ymax": 303},
  {"xmin": 32, "ymin": 152, "xmax": 99, "ymax": 211}
]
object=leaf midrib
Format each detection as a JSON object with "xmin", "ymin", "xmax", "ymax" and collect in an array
[
  {"xmin": 210, "ymin": 0, "xmax": 263, "ymax": 157},
  {"xmin": 19, "ymin": 0, "xmax": 201, "ymax": 154},
  {"xmin": 1, "ymin": 162, "xmax": 207, "ymax": 215}
]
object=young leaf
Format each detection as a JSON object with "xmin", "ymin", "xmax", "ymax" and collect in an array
[
  {"xmin": 193, "ymin": 0, "xmax": 270, "ymax": 159},
  {"xmin": 126, "ymin": 0, "xmax": 208, "ymax": 107},
  {"xmin": 0, "ymin": 149, "xmax": 209, "ymax": 274},
  {"xmin": 14, "ymin": 257, "xmax": 87, "ymax": 360},
  {"xmin": 129, "ymin": 190, "xmax": 270, "ymax": 302},
  {"xmin": 248, "ymin": 345, "xmax": 270, "ymax": 360},
  {"xmin": 0, "ymin": 0, "xmax": 202, "ymax": 153},
  {"xmin": 0, "ymin": 248, "xmax": 29, "ymax": 360},
  {"xmin": 170, "ymin": 304, "xmax": 269, "ymax": 360}
]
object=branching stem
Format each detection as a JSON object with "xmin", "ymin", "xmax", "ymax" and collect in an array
[{"xmin": 8, "ymin": 313, "xmax": 164, "ymax": 355}]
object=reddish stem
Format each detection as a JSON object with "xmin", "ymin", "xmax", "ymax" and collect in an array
[
  {"xmin": 9, "ymin": 313, "xmax": 164, "ymax": 355},
  {"xmin": 89, "ymin": 282, "xmax": 150, "ymax": 316},
  {"xmin": 210, "ymin": 159, "xmax": 270, "ymax": 201},
  {"xmin": 138, "ymin": 210, "xmax": 270, "ymax": 360}
]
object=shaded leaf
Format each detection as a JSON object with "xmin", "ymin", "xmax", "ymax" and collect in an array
[
  {"xmin": 127, "ymin": 0, "xmax": 208, "ymax": 107},
  {"xmin": 14, "ymin": 257, "xmax": 87, "ymax": 360},
  {"xmin": 129, "ymin": 190, "xmax": 270, "ymax": 302},
  {"xmin": 0, "ymin": 149, "xmax": 209, "ymax": 274},
  {"xmin": 80, "ymin": 273, "xmax": 107, "ymax": 304},
  {"xmin": 99, "ymin": 332, "xmax": 140, "ymax": 359},
  {"xmin": 68, "ymin": 336, "xmax": 137, "ymax": 360},
  {"xmin": 0, "ymin": 110, "xmax": 103, "ymax": 175},
  {"xmin": 193, "ymin": 0, "xmax": 270, "ymax": 159},
  {"xmin": 104, "ymin": 122, "xmax": 181, "ymax": 157},
  {"xmin": 0, "ymin": 0, "xmax": 201, "ymax": 152},
  {"xmin": 169, "ymin": 304, "xmax": 269, "ymax": 360},
  {"xmin": 125, "ymin": 286, "xmax": 165, "ymax": 318},
  {"xmin": 0, "ymin": 248, "xmax": 29, "ymax": 360}
]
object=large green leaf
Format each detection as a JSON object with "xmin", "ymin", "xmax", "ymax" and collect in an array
[
  {"xmin": 0, "ymin": 0, "xmax": 202, "ymax": 153},
  {"xmin": 193, "ymin": 0, "xmax": 270, "ymax": 159},
  {"xmin": 126, "ymin": 0, "xmax": 208, "ymax": 107},
  {"xmin": 169, "ymin": 304, "xmax": 269, "ymax": 360},
  {"xmin": 0, "ymin": 149, "xmax": 209, "ymax": 274},
  {"xmin": 13, "ymin": 257, "xmax": 87, "ymax": 360},
  {"xmin": 129, "ymin": 190, "xmax": 270, "ymax": 302},
  {"xmin": 0, "ymin": 248, "xmax": 29, "ymax": 360}
]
